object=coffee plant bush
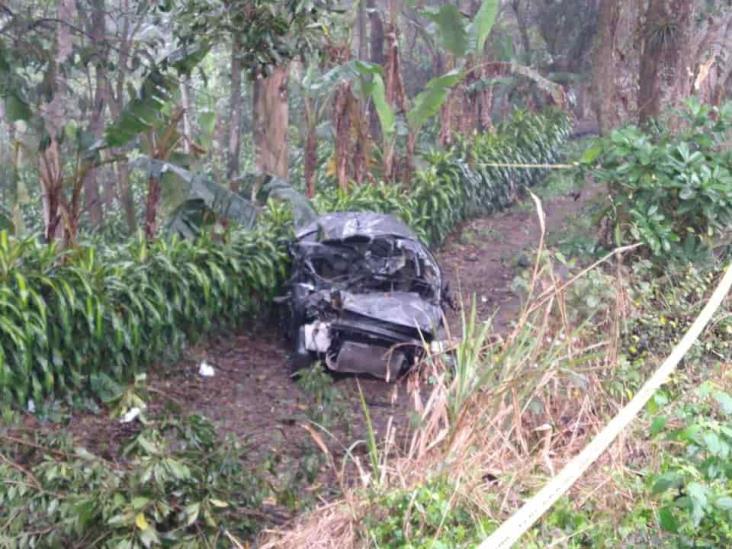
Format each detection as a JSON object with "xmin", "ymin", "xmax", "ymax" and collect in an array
[
  {"xmin": 648, "ymin": 384, "xmax": 732, "ymax": 547},
  {"xmin": 0, "ymin": 413, "xmax": 267, "ymax": 547},
  {"xmin": 589, "ymin": 99, "xmax": 732, "ymax": 264}
]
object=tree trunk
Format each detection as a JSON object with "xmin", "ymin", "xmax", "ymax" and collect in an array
[
  {"xmin": 693, "ymin": 13, "xmax": 732, "ymax": 106},
  {"xmin": 439, "ymin": 56, "xmax": 455, "ymax": 146},
  {"xmin": 304, "ymin": 99, "xmax": 317, "ymax": 198},
  {"xmin": 333, "ymin": 81, "xmax": 352, "ymax": 190},
  {"xmin": 638, "ymin": 0, "xmax": 695, "ymax": 124},
  {"xmin": 39, "ymin": 0, "xmax": 75, "ymax": 243},
  {"xmin": 357, "ymin": 0, "xmax": 368, "ymax": 61},
  {"xmin": 227, "ymin": 34, "xmax": 243, "ymax": 187},
  {"xmin": 108, "ymin": 0, "xmax": 137, "ymax": 233},
  {"xmin": 253, "ymin": 65, "xmax": 289, "ymax": 179},
  {"xmin": 180, "ymin": 75, "xmax": 195, "ymax": 154},
  {"xmin": 82, "ymin": 0, "xmax": 106, "ymax": 229},
  {"xmin": 383, "ymin": 18, "xmax": 407, "ymax": 180},
  {"xmin": 367, "ymin": 0, "xmax": 385, "ymax": 141},
  {"xmin": 144, "ymin": 174, "xmax": 161, "ymax": 239},
  {"xmin": 591, "ymin": 0, "xmax": 642, "ymax": 134}
]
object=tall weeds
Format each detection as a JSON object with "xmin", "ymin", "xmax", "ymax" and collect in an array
[{"xmin": 262, "ymin": 198, "xmax": 635, "ymax": 548}]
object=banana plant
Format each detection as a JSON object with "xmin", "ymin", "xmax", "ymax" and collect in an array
[
  {"xmin": 425, "ymin": 1, "xmax": 566, "ymax": 113},
  {"xmin": 134, "ymin": 159, "xmax": 317, "ymax": 239},
  {"xmin": 354, "ymin": 0, "xmax": 500, "ymax": 177}
]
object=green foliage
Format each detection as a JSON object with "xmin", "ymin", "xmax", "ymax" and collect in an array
[
  {"xmin": 620, "ymin": 263, "xmax": 732, "ymax": 390},
  {"xmin": 424, "ymin": 0, "xmax": 500, "ymax": 58},
  {"xmin": 317, "ymin": 109, "xmax": 571, "ymax": 246},
  {"xmin": 295, "ymin": 362, "xmax": 348, "ymax": 429},
  {"xmin": 649, "ymin": 384, "xmax": 732, "ymax": 547},
  {"xmin": 364, "ymin": 478, "xmax": 494, "ymax": 548},
  {"xmin": 0, "ymin": 412, "xmax": 267, "ymax": 547},
  {"xmin": 0, "ymin": 220, "xmax": 289, "ymax": 410},
  {"xmin": 468, "ymin": 0, "xmax": 500, "ymax": 54},
  {"xmin": 590, "ymin": 100, "xmax": 732, "ymax": 263},
  {"xmin": 407, "ymin": 70, "xmax": 464, "ymax": 133},
  {"xmin": 172, "ymin": 0, "xmax": 336, "ymax": 78},
  {"xmin": 424, "ymin": 5, "xmax": 469, "ymax": 57}
]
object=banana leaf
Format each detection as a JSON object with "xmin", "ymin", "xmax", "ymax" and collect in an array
[{"xmin": 157, "ymin": 163, "xmax": 316, "ymax": 238}]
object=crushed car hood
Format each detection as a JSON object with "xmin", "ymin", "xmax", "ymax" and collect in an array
[
  {"xmin": 296, "ymin": 212, "xmax": 419, "ymax": 242},
  {"xmin": 341, "ymin": 291, "xmax": 442, "ymax": 335}
]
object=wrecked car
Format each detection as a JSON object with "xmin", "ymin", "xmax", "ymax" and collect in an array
[{"xmin": 284, "ymin": 212, "xmax": 448, "ymax": 380}]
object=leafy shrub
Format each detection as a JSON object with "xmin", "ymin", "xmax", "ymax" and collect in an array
[
  {"xmin": 364, "ymin": 478, "xmax": 495, "ymax": 548},
  {"xmin": 0, "ymin": 413, "xmax": 267, "ymax": 547},
  {"xmin": 649, "ymin": 384, "xmax": 732, "ymax": 547},
  {"xmin": 0, "ymin": 210, "xmax": 290, "ymax": 409},
  {"xmin": 590, "ymin": 99, "xmax": 732, "ymax": 263}
]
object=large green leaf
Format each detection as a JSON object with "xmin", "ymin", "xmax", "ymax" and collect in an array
[
  {"xmin": 104, "ymin": 70, "xmax": 177, "ymax": 148},
  {"xmin": 468, "ymin": 0, "xmax": 500, "ymax": 54},
  {"xmin": 424, "ymin": 5, "xmax": 469, "ymax": 57},
  {"xmin": 159, "ymin": 163, "xmax": 316, "ymax": 238},
  {"xmin": 104, "ymin": 46, "xmax": 209, "ymax": 148},
  {"xmin": 407, "ymin": 70, "xmax": 464, "ymax": 132},
  {"xmin": 369, "ymin": 74, "xmax": 395, "ymax": 141}
]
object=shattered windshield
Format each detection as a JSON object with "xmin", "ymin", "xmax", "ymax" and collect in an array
[{"xmin": 296, "ymin": 234, "xmax": 441, "ymax": 300}]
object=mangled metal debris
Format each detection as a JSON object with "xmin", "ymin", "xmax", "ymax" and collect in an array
[{"xmin": 282, "ymin": 212, "xmax": 449, "ymax": 380}]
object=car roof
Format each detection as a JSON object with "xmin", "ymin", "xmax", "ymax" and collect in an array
[{"xmin": 296, "ymin": 212, "xmax": 420, "ymax": 242}]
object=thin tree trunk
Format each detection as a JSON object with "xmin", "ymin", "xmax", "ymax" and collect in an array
[
  {"xmin": 227, "ymin": 34, "xmax": 243, "ymax": 187},
  {"xmin": 82, "ymin": 0, "xmax": 106, "ymax": 229},
  {"xmin": 304, "ymin": 99, "xmax": 317, "ymax": 198},
  {"xmin": 334, "ymin": 81, "xmax": 352, "ymax": 190},
  {"xmin": 439, "ymin": 55, "xmax": 455, "ymax": 146},
  {"xmin": 180, "ymin": 76, "xmax": 194, "ymax": 154},
  {"xmin": 383, "ymin": 16, "xmax": 407, "ymax": 180},
  {"xmin": 144, "ymin": 174, "xmax": 161, "ymax": 239},
  {"xmin": 109, "ymin": 0, "xmax": 137, "ymax": 232},
  {"xmin": 352, "ymin": 96, "xmax": 369, "ymax": 184},
  {"xmin": 40, "ymin": 0, "xmax": 75, "ymax": 243},
  {"xmin": 253, "ymin": 65, "xmax": 289, "ymax": 179},
  {"xmin": 367, "ymin": 0, "xmax": 385, "ymax": 141},
  {"xmin": 357, "ymin": 0, "xmax": 368, "ymax": 61},
  {"xmin": 478, "ymin": 78, "xmax": 494, "ymax": 131}
]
